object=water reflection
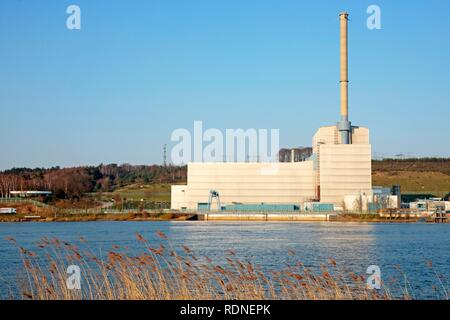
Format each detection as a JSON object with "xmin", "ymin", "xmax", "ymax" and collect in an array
[{"xmin": 0, "ymin": 221, "xmax": 448, "ymax": 299}]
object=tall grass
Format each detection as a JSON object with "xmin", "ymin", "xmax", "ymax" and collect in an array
[{"xmin": 5, "ymin": 233, "xmax": 448, "ymax": 300}]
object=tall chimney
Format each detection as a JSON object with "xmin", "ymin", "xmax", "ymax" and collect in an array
[{"xmin": 337, "ymin": 12, "xmax": 351, "ymax": 144}]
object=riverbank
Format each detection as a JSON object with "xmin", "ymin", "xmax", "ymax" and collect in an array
[
  {"xmin": 0, "ymin": 212, "xmax": 198, "ymax": 222},
  {"xmin": 0, "ymin": 212, "xmax": 427, "ymax": 223},
  {"xmin": 203, "ymin": 212, "xmax": 428, "ymax": 222}
]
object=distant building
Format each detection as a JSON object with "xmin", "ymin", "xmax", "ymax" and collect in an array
[
  {"xmin": 9, "ymin": 191, "xmax": 52, "ymax": 198},
  {"xmin": 279, "ymin": 147, "xmax": 312, "ymax": 163},
  {"xmin": 409, "ymin": 198, "xmax": 450, "ymax": 214}
]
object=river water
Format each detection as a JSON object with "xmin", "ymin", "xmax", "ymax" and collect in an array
[{"xmin": 0, "ymin": 221, "xmax": 448, "ymax": 299}]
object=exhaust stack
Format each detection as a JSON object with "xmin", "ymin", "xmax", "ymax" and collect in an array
[{"xmin": 337, "ymin": 12, "xmax": 351, "ymax": 144}]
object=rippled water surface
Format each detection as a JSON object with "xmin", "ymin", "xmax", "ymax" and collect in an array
[{"xmin": 0, "ymin": 221, "xmax": 448, "ymax": 299}]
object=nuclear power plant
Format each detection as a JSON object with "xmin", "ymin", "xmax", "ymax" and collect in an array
[{"xmin": 171, "ymin": 13, "xmax": 391, "ymax": 213}]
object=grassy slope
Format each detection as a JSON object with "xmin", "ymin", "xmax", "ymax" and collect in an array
[
  {"xmin": 372, "ymin": 171, "xmax": 450, "ymax": 196},
  {"xmin": 94, "ymin": 183, "xmax": 174, "ymax": 202},
  {"xmin": 372, "ymin": 159, "xmax": 450, "ymax": 197}
]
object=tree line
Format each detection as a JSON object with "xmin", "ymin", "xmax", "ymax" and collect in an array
[{"xmin": 0, "ymin": 164, "xmax": 187, "ymax": 199}]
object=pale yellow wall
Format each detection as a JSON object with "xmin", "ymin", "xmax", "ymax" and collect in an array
[
  {"xmin": 171, "ymin": 185, "xmax": 188, "ymax": 209},
  {"xmin": 313, "ymin": 125, "xmax": 369, "ymax": 153},
  {"xmin": 319, "ymin": 144, "xmax": 372, "ymax": 204},
  {"xmin": 351, "ymin": 126, "xmax": 369, "ymax": 144},
  {"xmin": 344, "ymin": 194, "xmax": 372, "ymax": 211},
  {"xmin": 313, "ymin": 126, "xmax": 338, "ymax": 154},
  {"xmin": 176, "ymin": 162, "xmax": 316, "ymax": 210}
]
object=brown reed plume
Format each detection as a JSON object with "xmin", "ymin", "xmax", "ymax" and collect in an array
[{"xmin": 5, "ymin": 233, "xmax": 448, "ymax": 300}]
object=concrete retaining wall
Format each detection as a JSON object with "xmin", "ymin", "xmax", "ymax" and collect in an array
[{"xmin": 204, "ymin": 213, "xmax": 336, "ymax": 221}]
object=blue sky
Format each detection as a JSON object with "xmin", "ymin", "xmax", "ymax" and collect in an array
[{"xmin": 0, "ymin": 0, "xmax": 449, "ymax": 169}]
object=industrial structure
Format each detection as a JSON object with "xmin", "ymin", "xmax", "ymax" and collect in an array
[
  {"xmin": 171, "ymin": 12, "xmax": 377, "ymax": 212},
  {"xmin": 279, "ymin": 147, "xmax": 312, "ymax": 163}
]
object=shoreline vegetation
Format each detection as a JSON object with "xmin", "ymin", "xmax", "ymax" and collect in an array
[
  {"xmin": 0, "ymin": 212, "xmax": 423, "ymax": 223},
  {"xmin": 0, "ymin": 212, "xmax": 197, "ymax": 223},
  {"xmin": 5, "ymin": 232, "xmax": 448, "ymax": 300}
]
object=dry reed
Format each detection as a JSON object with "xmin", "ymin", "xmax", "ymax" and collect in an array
[{"xmin": 5, "ymin": 233, "xmax": 448, "ymax": 300}]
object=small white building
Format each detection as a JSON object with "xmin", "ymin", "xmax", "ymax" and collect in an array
[
  {"xmin": 0, "ymin": 208, "xmax": 17, "ymax": 214},
  {"xmin": 9, "ymin": 191, "xmax": 52, "ymax": 197}
]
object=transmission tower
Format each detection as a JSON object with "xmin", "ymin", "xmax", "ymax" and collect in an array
[{"xmin": 163, "ymin": 144, "xmax": 167, "ymax": 167}]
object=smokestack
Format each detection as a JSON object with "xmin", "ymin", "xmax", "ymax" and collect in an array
[{"xmin": 337, "ymin": 12, "xmax": 351, "ymax": 144}]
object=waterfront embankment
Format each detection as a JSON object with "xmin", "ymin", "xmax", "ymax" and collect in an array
[{"xmin": 0, "ymin": 211, "xmax": 429, "ymax": 223}]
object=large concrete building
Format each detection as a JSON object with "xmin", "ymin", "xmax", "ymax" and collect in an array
[{"xmin": 171, "ymin": 12, "xmax": 373, "ymax": 211}]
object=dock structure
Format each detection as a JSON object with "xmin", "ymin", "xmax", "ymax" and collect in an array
[
  {"xmin": 430, "ymin": 206, "xmax": 448, "ymax": 223},
  {"xmin": 204, "ymin": 212, "xmax": 338, "ymax": 222}
]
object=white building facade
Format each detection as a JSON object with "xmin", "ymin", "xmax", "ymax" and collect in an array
[{"xmin": 171, "ymin": 126, "xmax": 372, "ymax": 210}]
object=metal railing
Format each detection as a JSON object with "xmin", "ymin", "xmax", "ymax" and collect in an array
[{"xmin": 0, "ymin": 197, "xmax": 170, "ymax": 215}]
